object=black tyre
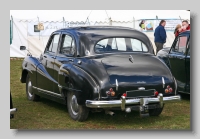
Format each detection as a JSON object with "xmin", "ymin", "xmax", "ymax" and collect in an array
[
  {"xmin": 149, "ymin": 106, "xmax": 164, "ymax": 116},
  {"xmin": 26, "ymin": 74, "xmax": 40, "ymax": 101},
  {"xmin": 67, "ymin": 91, "xmax": 89, "ymax": 121}
]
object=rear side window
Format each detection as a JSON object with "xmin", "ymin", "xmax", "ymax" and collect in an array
[
  {"xmin": 95, "ymin": 37, "xmax": 148, "ymax": 53},
  {"xmin": 172, "ymin": 36, "xmax": 188, "ymax": 54}
]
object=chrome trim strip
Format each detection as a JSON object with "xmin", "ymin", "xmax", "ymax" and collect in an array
[
  {"xmin": 138, "ymin": 87, "xmax": 145, "ymax": 90},
  {"xmin": 86, "ymin": 94, "xmax": 181, "ymax": 109},
  {"xmin": 116, "ymin": 79, "xmax": 118, "ymax": 91},
  {"xmin": 10, "ymin": 108, "xmax": 17, "ymax": 114},
  {"xmin": 33, "ymin": 86, "xmax": 62, "ymax": 97},
  {"xmin": 174, "ymin": 77, "xmax": 177, "ymax": 95},
  {"xmin": 162, "ymin": 77, "xmax": 165, "ymax": 88}
]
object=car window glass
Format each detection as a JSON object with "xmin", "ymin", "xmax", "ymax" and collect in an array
[
  {"xmin": 174, "ymin": 38, "xmax": 179, "ymax": 51},
  {"xmin": 116, "ymin": 38, "xmax": 126, "ymax": 51},
  {"xmin": 111, "ymin": 38, "xmax": 117, "ymax": 49},
  {"xmin": 51, "ymin": 35, "xmax": 60, "ymax": 53},
  {"xmin": 142, "ymin": 43, "xmax": 148, "ymax": 51},
  {"xmin": 178, "ymin": 36, "xmax": 187, "ymax": 54},
  {"xmin": 45, "ymin": 34, "xmax": 60, "ymax": 53},
  {"xmin": 171, "ymin": 36, "xmax": 187, "ymax": 54},
  {"xmin": 95, "ymin": 37, "xmax": 148, "ymax": 53},
  {"xmin": 60, "ymin": 35, "xmax": 75, "ymax": 56}
]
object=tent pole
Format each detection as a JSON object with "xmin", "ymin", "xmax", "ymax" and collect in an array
[
  {"xmin": 133, "ymin": 16, "xmax": 135, "ymax": 29},
  {"xmin": 37, "ymin": 16, "xmax": 40, "ymax": 40},
  {"xmin": 179, "ymin": 16, "xmax": 182, "ymax": 22},
  {"xmin": 10, "ymin": 15, "xmax": 13, "ymax": 45},
  {"xmin": 63, "ymin": 17, "xmax": 65, "ymax": 28}
]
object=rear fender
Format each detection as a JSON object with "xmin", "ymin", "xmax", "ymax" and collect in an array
[{"xmin": 58, "ymin": 64, "xmax": 100, "ymax": 105}]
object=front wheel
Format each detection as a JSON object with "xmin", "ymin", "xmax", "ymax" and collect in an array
[
  {"xmin": 67, "ymin": 91, "xmax": 89, "ymax": 121},
  {"xmin": 26, "ymin": 74, "xmax": 40, "ymax": 101}
]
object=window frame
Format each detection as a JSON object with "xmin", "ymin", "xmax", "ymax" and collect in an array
[
  {"xmin": 170, "ymin": 34, "xmax": 189, "ymax": 55},
  {"xmin": 58, "ymin": 32, "xmax": 77, "ymax": 57},
  {"xmin": 44, "ymin": 32, "xmax": 61, "ymax": 55}
]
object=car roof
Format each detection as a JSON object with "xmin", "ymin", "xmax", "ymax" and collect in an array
[
  {"xmin": 58, "ymin": 26, "xmax": 136, "ymax": 32},
  {"xmin": 179, "ymin": 30, "xmax": 190, "ymax": 35},
  {"xmin": 55, "ymin": 26, "xmax": 155, "ymax": 56}
]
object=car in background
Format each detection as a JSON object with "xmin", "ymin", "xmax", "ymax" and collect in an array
[
  {"xmin": 10, "ymin": 91, "xmax": 17, "ymax": 119},
  {"xmin": 157, "ymin": 30, "xmax": 190, "ymax": 94}
]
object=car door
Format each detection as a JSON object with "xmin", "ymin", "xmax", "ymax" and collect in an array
[
  {"xmin": 37, "ymin": 33, "xmax": 61, "ymax": 92},
  {"xmin": 168, "ymin": 34, "xmax": 189, "ymax": 92},
  {"xmin": 53, "ymin": 33, "xmax": 76, "ymax": 94},
  {"xmin": 185, "ymin": 40, "xmax": 190, "ymax": 93}
]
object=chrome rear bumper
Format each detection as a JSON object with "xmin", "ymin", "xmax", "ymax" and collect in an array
[
  {"xmin": 86, "ymin": 93, "xmax": 181, "ymax": 110},
  {"xmin": 10, "ymin": 108, "xmax": 17, "ymax": 114}
]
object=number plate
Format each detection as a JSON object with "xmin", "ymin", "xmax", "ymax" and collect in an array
[{"xmin": 126, "ymin": 89, "xmax": 155, "ymax": 97}]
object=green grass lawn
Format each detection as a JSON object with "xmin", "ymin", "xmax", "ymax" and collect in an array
[{"xmin": 10, "ymin": 59, "xmax": 190, "ymax": 130}]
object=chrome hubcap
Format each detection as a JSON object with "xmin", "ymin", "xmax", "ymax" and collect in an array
[
  {"xmin": 28, "ymin": 80, "xmax": 33, "ymax": 97},
  {"xmin": 70, "ymin": 95, "xmax": 79, "ymax": 115}
]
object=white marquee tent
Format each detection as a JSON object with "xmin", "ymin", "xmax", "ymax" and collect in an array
[{"xmin": 10, "ymin": 10, "xmax": 190, "ymax": 57}]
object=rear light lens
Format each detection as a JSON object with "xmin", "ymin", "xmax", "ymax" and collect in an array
[
  {"xmin": 106, "ymin": 88, "xmax": 115, "ymax": 96},
  {"xmin": 165, "ymin": 89, "xmax": 169, "ymax": 93},
  {"xmin": 122, "ymin": 93, "xmax": 127, "ymax": 97},
  {"xmin": 111, "ymin": 91, "xmax": 115, "ymax": 96},
  {"xmin": 167, "ymin": 85, "xmax": 170, "ymax": 89},
  {"xmin": 169, "ymin": 88, "xmax": 173, "ymax": 93},
  {"xmin": 154, "ymin": 91, "xmax": 159, "ymax": 96}
]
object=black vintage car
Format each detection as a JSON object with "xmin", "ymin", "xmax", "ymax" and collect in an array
[
  {"xmin": 20, "ymin": 26, "xmax": 181, "ymax": 121},
  {"xmin": 157, "ymin": 30, "xmax": 190, "ymax": 94}
]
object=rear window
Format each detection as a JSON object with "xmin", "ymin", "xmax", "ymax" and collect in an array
[{"xmin": 95, "ymin": 37, "xmax": 148, "ymax": 53}]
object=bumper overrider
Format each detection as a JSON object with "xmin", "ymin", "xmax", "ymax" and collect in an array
[{"xmin": 85, "ymin": 93, "xmax": 181, "ymax": 111}]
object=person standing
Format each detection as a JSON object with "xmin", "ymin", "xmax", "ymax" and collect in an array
[
  {"xmin": 154, "ymin": 20, "xmax": 167, "ymax": 54},
  {"xmin": 180, "ymin": 20, "xmax": 190, "ymax": 32},
  {"xmin": 174, "ymin": 24, "xmax": 182, "ymax": 37}
]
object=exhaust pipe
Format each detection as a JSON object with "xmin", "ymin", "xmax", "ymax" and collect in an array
[
  {"xmin": 105, "ymin": 110, "xmax": 115, "ymax": 116},
  {"xmin": 125, "ymin": 107, "xmax": 131, "ymax": 113},
  {"xmin": 10, "ymin": 108, "xmax": 17, "ymax": 114}
]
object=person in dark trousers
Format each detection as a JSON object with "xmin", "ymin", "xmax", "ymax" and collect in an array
[{"xmin": 154, "ymin": 20, "xmax": 167, "ymax": 54}]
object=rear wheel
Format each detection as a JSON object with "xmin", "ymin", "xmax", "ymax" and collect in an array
[
  {"xmin": 67, "ymin": 91, "xmax": 89, "ymax": 121},
  {"xmin": 149, "ymin": 106, "xmax": 164, "ymax": 116},
  {"xmin": 26, "ymin": 74, "xmax": 40, "ymax": 101}
]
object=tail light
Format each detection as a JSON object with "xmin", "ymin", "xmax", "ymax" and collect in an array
[
  {"xmin": 169, "ymin": 88, "xmax": 173, "ymax": 93},
  {"xmin": 106, "ymin": 88, "xmax": 116, "ymax": 96},
  {"xmin": 111, "ymin": 91, "xmax": 115, "ymax": 96},
  {"xmin": 122, "ymin": 93, "xmax": 127, "ymax": 97},
  {"xmin": 165, "ymin": 85, "xmax": 173, "ymax": 93},
  {"xmin": 167, "ymin": 85, "xmax": 170, "ymax": 89},
  {"xmin": 165, "ymin": 89, "xmax": 169, "ymax": 93},
  {"xmin": 154, "ymin": 91, "xmax": 159, "ymax": 96}
]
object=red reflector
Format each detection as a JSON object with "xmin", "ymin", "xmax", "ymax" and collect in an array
[
  {"xmin": 167, "ymin": 85, "xmax": 170, "ymax": 89},
  {"xmin": 122, "ymin": 93, "xmax": 127, "ymax": 97},
  {"xmin": 169, "ymin": 88, "xmax": 173, "ymax": 93},
  {"xmin": 109, "ymin": 88, "xmax": 113, "ymax": 92},
  {"xmin": 154, "ymin": 91, "xmax": 159, "ymax": 96}
]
